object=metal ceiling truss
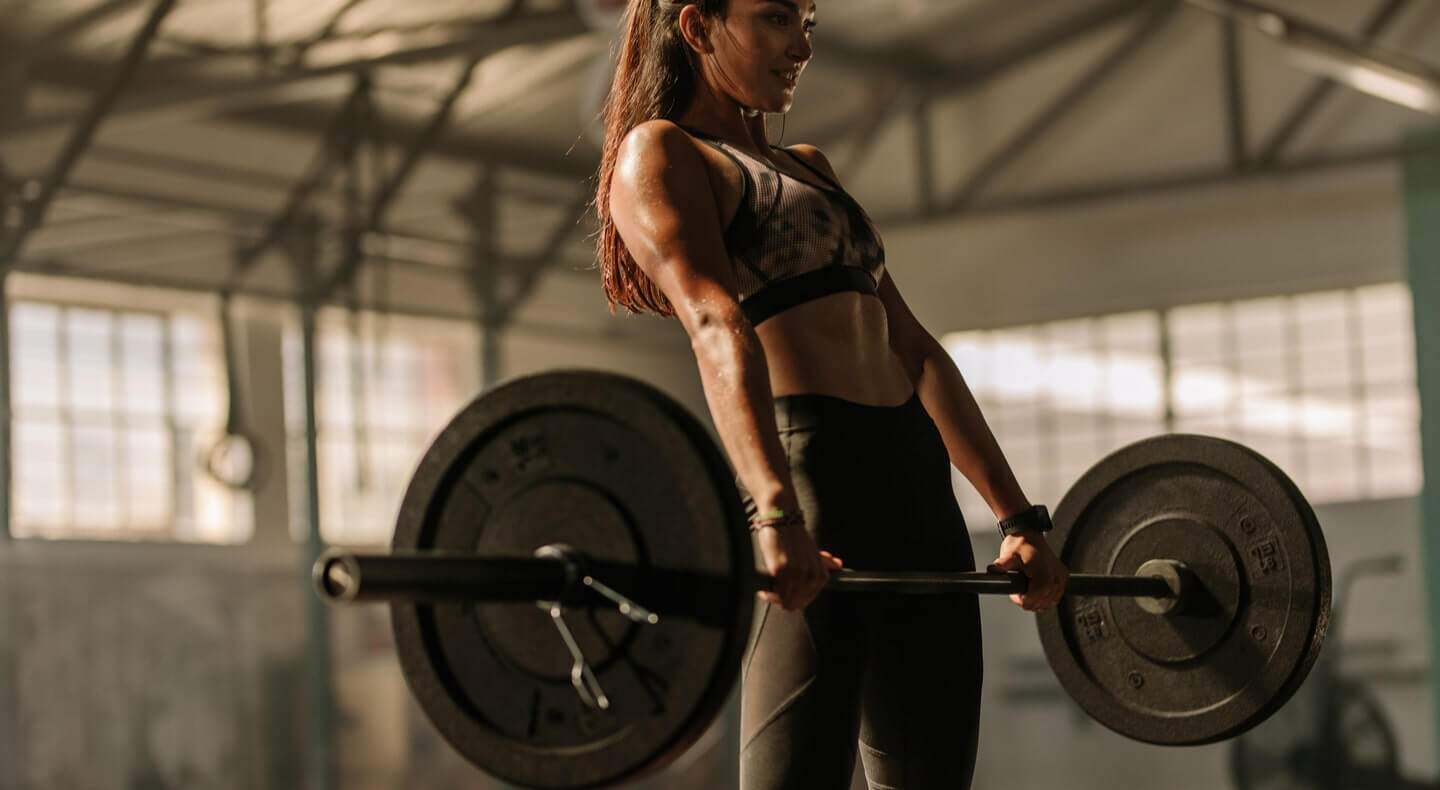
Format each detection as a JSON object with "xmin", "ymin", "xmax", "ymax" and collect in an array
[
  {"xmin": 1222, "ymin": 17, "xmax": 1248, "ymax": 170},
  {"xmin": 226, "ymin": 77, "xmax": 373, "ymax": 293},
  {"xmin": 939, "ymin": 0, "xmax": 1182, "ymax": 216},
  {"xmin": 0, "ymin": 0, "xmax": 178, "ymax": 268},
  {"xmin": 7, "ymin": 4, "xmax": 583, "ymax": 142},
  {"xmin": 4, "ymin": 0, "xmax": 1437, "ymax": 284},
  {"xmin": 316, "ymin": 53, "xmax": 483, "ymax": 302},
  {"xmin": 881, "ymin": 0, "xmax": 1435, "ymax": 227},
  {"xmin": 1255, "ymin": 0, "xmax": 1411, "ymax": 166}
]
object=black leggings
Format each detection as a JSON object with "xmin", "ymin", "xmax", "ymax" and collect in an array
[{"xmin": 739, "ymin": 392, "xmax": 984, "ymax": 790}]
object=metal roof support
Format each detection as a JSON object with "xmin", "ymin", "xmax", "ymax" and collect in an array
[
  {"xmin": 923, "ymin": 0, "xmax": 1156, "ymax": 98},
  {"xmin": 11, "ymin": 8, "xmax": 585, "ymax": 141},
  {"xmin": 836, "ymin": 78, "xmax": 903, "ymax": 179},
  {"xmin": 284, "ymin": 0, "xmax": 379, "ymax": 67},
  {"xmin": 495, "ymin": 188, "xmax": 594, "ymax": 321},
  {"xmin": 1222, "ymin": 17, "xmax": 1249, "ymax": 170},
  {"xmin": 463, "ymin": 165, "xmax": 504, "ymax": 388},
  {"xmin": 31, "ymin": 0, "xmax": 152, "ymax": 54},
  {"xmin": 317, "ymin": 56, "xmax": 482, "ymax": 302},
  {"xmin": 0, "ymin": 0, "xmax": 177, "ymax": 268},
  {"xmin": 1255, "ymin": 0, "xmax": 1410, "ymax": 165},
  {"xmin": 939, "ymin": 0, "xmax": 1180, "ymax": 214},
  {"xmin": 913, "ymin": 100, "xmax": 937, "ymax": 217},
  {"xmin": 878, "ymin": 136, "xmax": 1440, "ymax": 225},
  {"xmin": 283, "ymin": 214, "xmax": 336, "ymax": 790},
  {"xmin": 808, "ymin": 3, "xmax": 1155, "ymax": 150},
  {"xmin": 227, "ymin": 78, "xmax": 372, "ymax": 289}
]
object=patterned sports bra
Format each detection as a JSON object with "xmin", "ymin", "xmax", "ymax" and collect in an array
[{"xmin": 679, "ymin": 125, "xmax": 887, "ymax": 326}]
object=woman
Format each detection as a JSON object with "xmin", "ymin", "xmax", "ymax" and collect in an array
[{"xmin": 594, "ymin": 1, "xmax": 1068, "ymax": 787}]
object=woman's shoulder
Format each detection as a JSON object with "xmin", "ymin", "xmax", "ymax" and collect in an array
[
  {"xmin": 774, "ymin": 142, "xmax": 842, "ymax": 184},
  {"xmin": 618, "ymin": 119, "xmax": 707, "ymax": 162}
]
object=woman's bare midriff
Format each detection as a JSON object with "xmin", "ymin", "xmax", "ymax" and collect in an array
[
  {"xmin": 754, "ymin": 291, "xmax": 915, "ymax": 407},
  {"xmin": 686, "ymin": 132, "xmax": 912, "ymax": 407}
]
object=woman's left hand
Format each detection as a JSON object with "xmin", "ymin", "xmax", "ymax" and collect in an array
[{"xmin": 989, "ymin": 531, "xmax": 1069, "ymax": 611}]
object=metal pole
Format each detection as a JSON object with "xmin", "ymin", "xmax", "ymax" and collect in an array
[
  {"xmin": 1401, "ymin": 128, "xmax": 1440, "ymax": 775},
  {"xmin": 299, "ymin": 299, "xmax": 335, "ymax": 790},
  {"xmin": 0, "ymin": 271, "xmax": 10, "ymax": 542},
  {"xmin": 290, "ymin": 220, "xmax": 335, "ymax": 790},
  {"xmin": 314, "ymin": 552, "xmax": 1178, "ymax": 604}
]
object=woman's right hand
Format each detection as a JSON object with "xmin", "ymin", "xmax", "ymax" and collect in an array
[{"xmin": 755, "ymin": 523, "xmax": 843, "ymax": 611}]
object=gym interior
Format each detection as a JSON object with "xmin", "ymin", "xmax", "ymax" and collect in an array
[{"xmin": 1, "ymin": 0, "xmax": 1437, "ymax": 788}]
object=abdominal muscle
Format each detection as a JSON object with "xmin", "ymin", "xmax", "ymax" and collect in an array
[{"xmin": 753, "ymin": 290, "xmax": 915, "ymax": 407}]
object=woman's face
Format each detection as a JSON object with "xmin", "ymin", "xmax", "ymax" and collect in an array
[{"xmin": 697, "ymin": 0, "xmax": 816, "ymax": 114}]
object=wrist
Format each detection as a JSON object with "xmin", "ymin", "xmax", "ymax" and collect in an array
[
  {"xmin": 996, "ymin": 504, "xmax": 1052, "ymax": 539},
  {"xmin": 752, "ymin": 487, "xmax": 800, "ymax": 516}
]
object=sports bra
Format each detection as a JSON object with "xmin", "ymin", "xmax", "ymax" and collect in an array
[{"xmin": 678, "ymin": 125, "xmax": 887, "ymax": 326}]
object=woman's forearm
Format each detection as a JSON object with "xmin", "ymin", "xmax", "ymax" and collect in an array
[
  {"xmin": 908, "ymin": 337, "xmax": 1031, "ymax": 520},
  {"xmin": 689, "ymin": 314, "xmax": 799, "ymax": 515}
]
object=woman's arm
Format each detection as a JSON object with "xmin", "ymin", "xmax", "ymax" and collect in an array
[
  {"xmin": 609, "ymin": 120, "xmax": 836, "ymax": 609},
  {"xmin": 876, "ymin": 271, "xmax": 1067, "ymax": 610},
  {"xmin": 875, "ymin": 273, "xmax": 1031, "ymax": 518}
]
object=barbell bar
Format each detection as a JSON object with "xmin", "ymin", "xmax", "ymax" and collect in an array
[{"xmin": 314, "ymin": 549, "xmax": 1182, "ymax": 605}]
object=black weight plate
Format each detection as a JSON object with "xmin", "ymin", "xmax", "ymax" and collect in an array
[
  {"xmin": 1036, "ymin": 434, "xmax": 1331, "ymax": 746},
  {"xmin": 390, "ymin": 371, "xmax": 753, "ymax": 788}
]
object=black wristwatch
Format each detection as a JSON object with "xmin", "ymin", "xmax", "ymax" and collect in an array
[{"xmin": 997, "ymin": 505, "xmax": 1052, "ymax": 538}]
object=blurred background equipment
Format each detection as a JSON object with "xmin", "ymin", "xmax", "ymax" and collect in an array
[{"xmin": 1, "ymin": 1, "xmax": 1438, "ymax": 788}]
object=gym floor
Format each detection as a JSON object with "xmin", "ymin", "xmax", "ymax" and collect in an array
[{"xmin": 1, "ymin": 1, "xmax": 1437, "ymax": 788}]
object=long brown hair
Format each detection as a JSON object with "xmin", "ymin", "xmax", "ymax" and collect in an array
[{"xmin": 594, "ymin": 0, "xmax": 728, "ymax": 317}]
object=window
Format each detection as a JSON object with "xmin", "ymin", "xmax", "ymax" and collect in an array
[
  {"xmin": 944, "ymin": 284, "xmax": 1421, "ymax": 529},
  {"xmin": 284, "ymin": 310, "xmax": 480, "ymax": 546},
  {"xmin": 10, "ymin": 301, "xmax": 253, "ymax": 542}
]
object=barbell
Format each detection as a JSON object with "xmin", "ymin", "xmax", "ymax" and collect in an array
[{"xmin": 313, "ymin": 370, "xmax": 1331, "ymax": 789}]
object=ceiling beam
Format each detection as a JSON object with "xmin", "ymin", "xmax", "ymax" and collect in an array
[
  {"xmin": 940, "ymin": 1, "xmax": 1180, "ymax": 213},
  {"xmin": 1255, "ymin": 0, "xmax": 1411, "ymax": 165},
  {"xmin": 879, "ymin": 136, "xmax": 1440, "ymax": 227},
  {"xmin": 0, "ymin": 0, "xmax": 178, "ymax": 267},
  {"xmin": 10, "ymin": 7, "xmax": 588, "ymax": 140}
]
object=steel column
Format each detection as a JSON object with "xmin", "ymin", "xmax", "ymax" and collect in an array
[
  {"xmin": 1402, "ymin": 128, "xmax": 1440, "ymax": 772},
  {"xmin": 288, "ymin": 218, "xmax": 336, "ymax": 790},
  {"xmin": 1222, "ymin": 18, "xmax": 1249, "ymax": 170}
]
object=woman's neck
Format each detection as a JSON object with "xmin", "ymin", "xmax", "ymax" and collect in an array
[{"xmin": 675, "ymin": 92, "xmax": 770, "ymax": 153}]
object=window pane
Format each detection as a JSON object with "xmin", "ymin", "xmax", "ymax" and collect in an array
[
  {"xmin": 71, "ymin": 423, "xmax": 120, "ymax": 530},
  {"xmin": 119, "ymin": 314, "xmax": 166, "ymax": 418},
  {"xmin": 13, "ymin": 302, "xmax": 60, "ymax": 413},
  {"xmin": 1170, "ymin": 304, "xmax": 1225, "ymax": 364},
  {"xmin": 65, "ymin": 308, "xmax": 115, "ymax": 415},
  {"xmin": 11, "ymin": 299, "xmax": 250, "ymax": 543},
  {"xmin": 14, "ymin": 420, "xmax": 65, "ymax": 530},
  {"xmin": 125, "ymin": 427, "xmax": 172, "ymax": 526}
]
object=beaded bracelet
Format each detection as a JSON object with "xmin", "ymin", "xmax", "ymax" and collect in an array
[{"xmin": 748, "ymin": 508, "xmax": 806, "ymax": 533}]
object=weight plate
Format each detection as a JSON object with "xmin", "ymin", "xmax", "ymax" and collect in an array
[
  {"xmin": 1036, "ymin": 434, "xmax": 1331, "ymax": 746},
  {"xmin": 390, "ymin": 371, "xmax": 753, "ymax": 788}
]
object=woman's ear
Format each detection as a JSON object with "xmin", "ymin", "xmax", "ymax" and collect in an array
[{"xmin": 677, "ymin": 5, "xmax": 713, "ymax": 54}]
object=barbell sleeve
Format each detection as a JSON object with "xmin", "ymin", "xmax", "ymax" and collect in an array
[{"xmin": 315, "ymin": 550, "xmax": 1178, "ymax": 605}]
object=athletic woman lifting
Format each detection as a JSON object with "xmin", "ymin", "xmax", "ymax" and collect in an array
[{"xmin": 594, "ymin": 2, "xmax": 1068, "ymax": 787}]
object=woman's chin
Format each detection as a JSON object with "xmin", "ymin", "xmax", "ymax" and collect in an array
[{"xmin": 753, "ymin": 95, "xmax": 793, "ymax": 114}]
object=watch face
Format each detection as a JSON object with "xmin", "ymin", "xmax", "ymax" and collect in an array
[{"xmin": 389, "ymin": 372, "xmax": 755, "ymax": 788}]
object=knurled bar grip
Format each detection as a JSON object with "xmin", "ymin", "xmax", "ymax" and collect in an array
[{"xmin": 315, "ymin": 551, "xmax": 1177, "ymax": 604}]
